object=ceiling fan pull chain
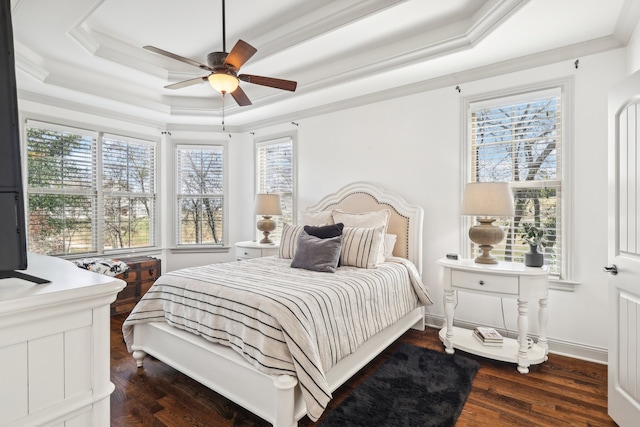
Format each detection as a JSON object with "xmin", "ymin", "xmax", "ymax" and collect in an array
[{"xmin": 221, "ymin": 93, "xmax": 226, "ymax": 131}]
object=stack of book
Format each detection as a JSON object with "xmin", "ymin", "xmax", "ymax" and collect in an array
[{"xmin": 473, "ymin": 326, "xmax": 504, "ymax": 346}]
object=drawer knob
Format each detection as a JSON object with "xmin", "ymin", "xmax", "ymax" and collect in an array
[
  {"xmin": 244, "ymin": 252, "xmax": 249, "ymax": 255},
  {"xmin": 479, "ymin": 280, "xmax": 485, "ymax": 285}
]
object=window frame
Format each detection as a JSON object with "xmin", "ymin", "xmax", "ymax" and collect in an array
[
  {"xmin": 174, "ymin": 142, "xmax": 228, "ymax": 247},
  {"xmin": 462, "ymin": 79, "xmax": 575, "ymax": 282},
  {"xmin": 101, "ymin": 133, "xmax": 158, "ymax": 253},
  {"xmin": 254, "ymin": 133, "xmax": 297, "ymax": 242}
]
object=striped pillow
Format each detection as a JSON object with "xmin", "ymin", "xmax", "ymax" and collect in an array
[
  {"xmin": 332, "ymin": 209, "xmax": 390, "ymax": 264},
  {"xmin": 340, "ymin": 226, "xmax": 385, "ymax": 269},
  {"xmin": 279, "ymin": 223, "xmax": 305, "ymax": 259}
]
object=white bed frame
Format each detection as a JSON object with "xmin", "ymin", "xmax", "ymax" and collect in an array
[{"xmin": 131, "ymin": 182, "xmax": 425, "ymax": 427}]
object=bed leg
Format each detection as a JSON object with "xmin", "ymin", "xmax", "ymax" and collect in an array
[
  {"xmin": 273, "ymin": 375, "xmax": 298, "ymax": 427},
  {"xmin": 411, "ymin": 307, "xmax": 426, "ymax": 331},
  {"xmin": 132, "ymin": 349, "xmax": 147, "ymax": 368}
]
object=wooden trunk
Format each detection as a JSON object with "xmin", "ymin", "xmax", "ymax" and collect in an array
[{"xmin": 111, "ymin": 256, "xmax": 161, "ymax": 315}]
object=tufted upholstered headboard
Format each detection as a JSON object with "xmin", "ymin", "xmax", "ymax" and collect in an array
[{"xmin": 301, "ymin": 182, "xmax": 424, "ymax": 276}]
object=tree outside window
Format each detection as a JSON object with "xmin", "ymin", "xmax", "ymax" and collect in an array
[{"xmin": 176, "ymin": 145, "xmax": 225, "ymax": 245}]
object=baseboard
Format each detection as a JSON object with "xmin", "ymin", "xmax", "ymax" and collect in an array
[{"xmin": 424, "ymin": 314, "xmax": 608, "ymax": 365}]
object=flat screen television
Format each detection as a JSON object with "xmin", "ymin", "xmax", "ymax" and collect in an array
[{"xmin": 0, "ymin": 0, "xmax": 47, "ymax": 284}]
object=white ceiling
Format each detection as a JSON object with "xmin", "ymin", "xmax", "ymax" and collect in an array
[{"xmin": 10, "ymin": 0, "xmax": 640, "ymax": 131}]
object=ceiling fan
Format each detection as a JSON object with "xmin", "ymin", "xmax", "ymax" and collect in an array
[{"xmin": 143, "ymin": 0, "xmax": 297, "ymax": 107}]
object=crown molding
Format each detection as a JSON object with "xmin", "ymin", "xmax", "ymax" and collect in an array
[
  {"xmin": 17, "ymin": 90, "xmax": 166, "ymax": 129},
  {"xmin": 14, "ymin": 41, "xmax": 48, "ymax": 82}
]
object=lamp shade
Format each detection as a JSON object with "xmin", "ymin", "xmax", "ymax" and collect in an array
[
  {"xmin": 254, "ymin": 193, "xmax": 282, "ymax": 216},
  {"xmin": 208, "ymin": 72, "xmax": 239, "ymax": 93},
  {"xmin": 461, "ymin": 182, "xmax": 515, "ymax": 217}
]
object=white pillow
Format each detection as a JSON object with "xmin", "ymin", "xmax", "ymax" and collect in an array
[
  {"xmin": 384, "ymin": 233, "xmax": 397, "ymax": 258},
  {"xmin": 278, "ymin": 223, "xmax": 305, "ymax": 259},
  {"xmin": 332, "ymin": 209, "xmax": 390, "ymax": 263},
  {"xmin": 300, "ymin": 210, "xmax": 335, "ymax": 225},
  {"xmin": 340, "ymin": 226, "xmax": 385, "ymax": 269}
]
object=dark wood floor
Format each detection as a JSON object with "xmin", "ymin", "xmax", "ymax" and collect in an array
[{"xmin": 110, "ymin": 314, "xmax": 616, "ymax": 426}]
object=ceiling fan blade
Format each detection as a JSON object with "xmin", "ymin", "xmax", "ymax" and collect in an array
[
  {"xmin": 144, "ymin": 45, "xmax": 212, "ymax": 71},
  {"xmin": 238, "ymin": 74, "xmax": 297, "ymax": 92},
  {"xmin": 230, "ymin": 85, "xmax": 252, "ymax": 106},
  {"xmin": 224, "ymin": 39, "xmax": 257, "ymax": 70},
  {"xmin": 165, "ymin": 76, "xmax": 208, "ymax": 90}
]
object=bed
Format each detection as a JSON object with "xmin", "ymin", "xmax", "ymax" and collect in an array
[{"xmin": 123, "ymin": 181, "xmax": 432, "ymax": 427}]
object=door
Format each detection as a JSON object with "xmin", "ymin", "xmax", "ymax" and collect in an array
[{"xmin": 608, "ymin": 69, "xmax": 640, "ymax": 426}]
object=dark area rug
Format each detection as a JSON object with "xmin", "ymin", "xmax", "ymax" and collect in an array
[{"xmin": 318, "ymin": 343, "xmax": 480, "ymax": 427}]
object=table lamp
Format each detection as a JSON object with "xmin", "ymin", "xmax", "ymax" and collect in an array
[
  {"xmin": 461, "ymin": 182, "xmax": 515, "ymax": 264},
  {"xmin": 254, "ymin": 193, "xmax": 282, "ymax": 244}
]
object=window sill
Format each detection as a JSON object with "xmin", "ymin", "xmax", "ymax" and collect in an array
[
  {"xmin": 63, "ymin": 248, "xmax": 163, "ymax": 261},
  {"xmin": 549, "ymin": 277, "xmax": 579, "ymax": 292},
  {"xmin": 169, "ymin": 245, "xmax": 230, "ymax": 254}
]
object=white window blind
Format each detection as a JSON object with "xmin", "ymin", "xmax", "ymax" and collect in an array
[
  {"xmin": 26, "ymin": 120, "xmax": 157, "ymax": 256},
  {"xmin": 26, "ymin": 121, "xmax": 97, "ymax": 256},
  {"xmin": 468, "ymin": 87, "xmax": 563, "ymax": 276},
  {"xmin": 176, "ymin": 145, "xmax": 225, "ymax": 245},
  {"xmin": 255, "ymin": 137, "xmax": 294, "ymax": 241},
  {"xmin": 102, "ymin": 134, "xmax": 157, "ymax": 250}
]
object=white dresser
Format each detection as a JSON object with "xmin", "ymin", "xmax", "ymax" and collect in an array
[{"xmin": 0, "ymin": 254, "xmax": 125, "ymax": 427}]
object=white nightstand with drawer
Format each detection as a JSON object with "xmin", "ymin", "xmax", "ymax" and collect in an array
[
  {"xmin": 235, "ymin": 240, "xmax": 279, "ymax": 260},
  {"xmin": 437, "ymin": 257, "xmax": 549, "ymax": 373}
]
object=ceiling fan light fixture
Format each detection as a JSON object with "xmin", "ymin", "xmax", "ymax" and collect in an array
[{"xmin": 208, "ymin": 72, "xmax": 239, "ymax": 93}]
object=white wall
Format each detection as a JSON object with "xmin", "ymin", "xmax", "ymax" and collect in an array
[{"xmin": 253, "ymin": 48, "xmax": 629, "ymax": 361}]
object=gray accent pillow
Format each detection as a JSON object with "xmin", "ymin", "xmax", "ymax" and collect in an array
[{"xmin": 291, "ymin": 232, "xmax": 343, "ymax": 273}]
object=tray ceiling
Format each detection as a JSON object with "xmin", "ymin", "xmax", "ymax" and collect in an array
[{"xmin": 10, "ymin": 0, "xmax": 640, "ymax": 131}]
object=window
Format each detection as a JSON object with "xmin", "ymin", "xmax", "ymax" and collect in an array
[
  {"xmin": 465, "ymin": 85, "xmax": 567, "ymax": 277},
  {"xmin": 27, "ymin": 122, "xmax": 97, "ymax": 255},
  {"xmin": 176, "ymin": 144, "xmax": 225, "ymax": 245},
  {"xmin": 102, "ymin": 135, "xmax": 156, "ymax": 250},
  {"xmin": 26, "ymin": 120, "xmax": 157, "ymax": 256},
  {"xmin": 255, "ymin": 136, "xmax": 295, "ymax": 241}
]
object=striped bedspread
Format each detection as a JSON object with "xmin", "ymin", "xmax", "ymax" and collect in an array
[{"xmin": 122, "ymin": 256, "xmax": 432, "ymax": 421}]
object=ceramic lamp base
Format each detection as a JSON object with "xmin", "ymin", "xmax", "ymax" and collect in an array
[
  {"xmin": 475, "ymin": 244, "xmax": 498, "ymax": 264},
  {"xmin": 257, "ymin": 216, "xmax": 276, "ymax": 244},
  {"xmin": 469, "ymin": 217, "xmax": 504, "ymax": 264}
]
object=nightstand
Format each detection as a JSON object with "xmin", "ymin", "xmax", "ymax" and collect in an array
[
  {"xmin": 235, "ymin": 240, "xmax": 280, "ymax": 260},
  {"xmin": 437, "ymin": 257, "xmax": 549, "ymax": 373}
]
